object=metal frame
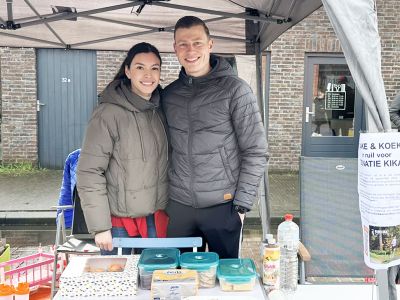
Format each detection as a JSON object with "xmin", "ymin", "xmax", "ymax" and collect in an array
[
  {"xmin": 0, "ymin": 0, "xmax": 293, "ymax": 49},
  {"xmin": 113, "ymin": 237, "xmax": 203, "ymax": 255}
]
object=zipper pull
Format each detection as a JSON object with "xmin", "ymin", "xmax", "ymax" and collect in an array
[{"xmin": 188, "ymin": 77, "xmax": 192, "ymax": 85}]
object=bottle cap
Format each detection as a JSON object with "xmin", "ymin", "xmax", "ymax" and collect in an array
[
  {"xmin": 284, "ymin": 214, "xmax": 294, "ymax": 221},
  {"xmin": 265, "ymin": 234, "xmax": 273, "ymax": 242},
  {"xmin": 15, "ymin": 282, "xmax": 30, "ymax": 295},
  {"xmin": 0, "ymin": 284, "xmax": 14, "ymax": 296}
]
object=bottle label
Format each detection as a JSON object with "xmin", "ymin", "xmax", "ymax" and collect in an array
[{"xmin": 262, "ymin": 245, "xmax": 280, "ymax": 289}]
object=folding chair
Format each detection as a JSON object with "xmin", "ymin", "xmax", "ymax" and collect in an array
[
  {"xmin": 113, "ymin": 237, "xmax": 203, "ymax": 255},
  {"xmin": 51, "ymin": 191, "xmax": 100, "ymax": 298}
]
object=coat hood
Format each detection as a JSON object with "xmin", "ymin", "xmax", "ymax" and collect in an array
[
  {"xmin": 99, "ymin": 80, "xmax": 160, "ymax": 112},
  {"xmin": 178, "ymin": 55, "xmax": 235, "ymax": 85}
]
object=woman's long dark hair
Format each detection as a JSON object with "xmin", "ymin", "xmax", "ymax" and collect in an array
[{"xmin": 114, "ymin": 42, "xmax": 162, "ymax": 85}]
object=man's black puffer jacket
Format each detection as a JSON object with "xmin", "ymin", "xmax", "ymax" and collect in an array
[{"xmin": 163, "ymin": 55, "xmax": 268, "ymax": 211}]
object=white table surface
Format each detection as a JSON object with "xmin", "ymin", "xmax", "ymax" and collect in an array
[
  {"xmin": 54, "ymin": 282, "xmax": 400, "ymax": 300},
  {"xmin": 54, "ymin": 277, "xmax": 267, "ymax": 300},
  {"xmin": 293, "ymin": 284, "xmax": 400, "ymax": 300}
]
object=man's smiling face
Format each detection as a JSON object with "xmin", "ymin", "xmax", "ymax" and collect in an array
[{"xmin": 174, "ymin": 25, "xmax": 213, "ymax": 78}]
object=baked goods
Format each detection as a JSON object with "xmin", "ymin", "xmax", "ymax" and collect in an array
[
  {"xmin": 180, "ymin": 252, "xmax": 219, "ymax": 288},
  {"xmin": 217, "ymin": 258, "xmax": 257, "ymax": 292},
  {"xmin": 59, "ymin": 255, "xmax": 139, "ymax": 299},
  {"xmin": 151, "ymin": 269, "xmax": 199, "ymax": 299}
]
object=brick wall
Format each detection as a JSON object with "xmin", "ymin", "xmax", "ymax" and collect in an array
[
  {"xmin": 0, "ymin": 0, "xmax": 398, "ymax": 169},
  {"xmin": 377, "ymin": 0, "xmax": 400, "ymax": 102},
  {"xmin": 0, "ymin": 47, "xmax": 37, "ymax": 164},
  {"xmin": 97, "ymin": 51, "xmax": 180, "ymax": 95},
  {"xmin": 267, "ymin": 0, "xmax": 400, "ymax": 171},
  {"xmin": 96, "ymin": 51, "xmax": 126, "ymax": 95}
]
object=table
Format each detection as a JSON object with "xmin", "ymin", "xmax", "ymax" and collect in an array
[
  {"xmin": 54, "ymin": 277, "xmax": 268, "ymax": 299},
  {"xmin": 54, "ymin": 280, "xmax": 400, "ymax": 299},
  {"xmin": 293, "ymin": 284, "xmax": 400, "ymax": 300}
]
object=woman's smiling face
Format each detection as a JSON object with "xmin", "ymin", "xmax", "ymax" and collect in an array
[{"xmin": 125, "ymin": 52, "xmax": 161, "ymax": 99}]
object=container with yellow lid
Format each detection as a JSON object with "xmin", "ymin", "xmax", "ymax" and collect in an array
[
  {"xmin": 14, "ymin": 282, "xmax": 30, "ymax": 300},
  {"xmin": 0, "ymin": 284, "xmax": 14, "ymax": 300}
]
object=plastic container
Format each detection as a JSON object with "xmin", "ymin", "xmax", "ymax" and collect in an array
[
  {"xmin": 0, "ymin": 284, "xmax": 14, "ymax": 300},
  {"xmin": 262, "ymin": 235, "xmax": 280, "ymax": 291},
  {"xmin": 14, "ymin": 282, "xmax": 30, "ymax": 300},
  {"xmin": 151, "ymin": 269, "xmax": 198, "ymax": 299},
  {"xmin": 277, "ymin": 214, "xmax": 299, "ymax": 294},
  {"xmin": 138, "ymin": 248, "xmax": 179, "ymax": 290},
  {"xmin": 217, "ymin": 258, "xmax": 257, "ymax": 292},
  {"xmin": 180, "ymin": 252, "xmax": 219, "ymax": 288},
  {"xmin": 0, "ymin": 251, "xmax": 54, "ymax": 288}
]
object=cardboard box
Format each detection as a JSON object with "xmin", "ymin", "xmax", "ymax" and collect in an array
[{"xmin": 59, "ymin": 255, "xmax": 139, "ymax": 299}]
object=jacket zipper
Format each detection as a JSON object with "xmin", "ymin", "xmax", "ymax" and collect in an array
[
  {"xmin": 187, "ymin": 77, "xmax": 198, "ymax": 208},
  {"xmin": 148, "ymin": 109, "xmax": 160, "ymax": 210}
]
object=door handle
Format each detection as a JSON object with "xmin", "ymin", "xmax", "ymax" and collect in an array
[
  {"xmin": 37, "ymin": 100, "xmax": 45, "ymax": 112},
  {"xmin": 305, "ymin": 106, "xmax": 315, "ymax": 123}
]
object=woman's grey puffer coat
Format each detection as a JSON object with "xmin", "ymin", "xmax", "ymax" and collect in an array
[
  {"xmin": 162, "ymin": 55, "xmax": 268, "ymax": 211},
  {"xmin": 77, "ymin": 81, "xmax": 168, "ymax": 234}
]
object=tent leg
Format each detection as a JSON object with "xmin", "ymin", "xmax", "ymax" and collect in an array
[
  {"xmin": 254, "ymin": 40, "xmax": 271, "ymax": 237},
  {"xmin": 376, "ymin": 269, "xmax": 390, "ymax": 300}
]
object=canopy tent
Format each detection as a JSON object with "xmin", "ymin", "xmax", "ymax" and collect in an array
[
  {"xmin": 0, "ymin": 0, "xmax": 322, "ymax": 53},
  {"xmin": 0, "ymin": 0, "xmax": 390, "ymax": 128},
  {"xmin": 0, "ymin": 1, "xmax": 393, "ymax": 298}
]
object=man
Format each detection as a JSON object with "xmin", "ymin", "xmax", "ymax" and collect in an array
[{"xmin": 162, "ymin": 16, "xmax": 268, "ymax": 258}]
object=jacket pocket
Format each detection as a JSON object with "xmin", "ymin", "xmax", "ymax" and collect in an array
[{"xmin": 219, "ymin": 146, "xmax": 235, "ymax": 184}]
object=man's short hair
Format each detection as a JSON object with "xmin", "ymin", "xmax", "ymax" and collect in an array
[{"xmin": 174, "ymin": 16, "xmax": 210, "ymax": 39}]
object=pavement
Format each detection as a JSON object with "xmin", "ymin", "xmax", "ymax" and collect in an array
[
  {"xmin": 0, "ymin": 170, "xmax": 299, "ymax": 226},
  {"xmin": 0, "ymin": 169, "xmax": 299, "ymax": 274}
]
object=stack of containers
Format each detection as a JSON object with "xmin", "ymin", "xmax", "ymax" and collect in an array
[
  {"xmin": 217, "ymin": 258, "xmax": 257, "ymax": 292},
  {"xmin": 138, "ymin": 248, "xmax": 180, "ymax": 290},
  {"xmin": 180, "ymin": 252, "xmax": 219, "ymax": 288}
]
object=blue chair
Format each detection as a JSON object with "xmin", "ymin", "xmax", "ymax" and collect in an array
[{"xmin": 113, "ymin": 237, "xmax": 203, "ymax": 255}]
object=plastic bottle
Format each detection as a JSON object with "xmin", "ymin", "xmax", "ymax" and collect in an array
[
  {"xmin": 277, "ymin": 214, "xmax": 299, "ymax": 294},
  {"xmin": 262, "ymin": 234, "xmax": 280, "ymax": 291}
]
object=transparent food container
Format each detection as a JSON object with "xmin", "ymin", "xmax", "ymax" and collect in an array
[
  {"xmin": 217, "ymin": 258, "xmax": 257, "ymax": 292},
  {"xmin": 180, "ymin": 252, "xmax": 219, "ymax": 288},
  {"xmin": 138, "ymin": 248, "xmax": 179, "ymax": 290}
]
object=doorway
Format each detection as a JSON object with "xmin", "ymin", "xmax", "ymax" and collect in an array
[
  {"xmin": 37, "ymin": 49, "xmax": 97, "ymax": 169},
  {"xmin": 302, "ymin": 54, "xmax": 364, "ymax": 157},
  {"xmin": 300, "ymin": 54, "xmax": 372, "ymax": 279}
]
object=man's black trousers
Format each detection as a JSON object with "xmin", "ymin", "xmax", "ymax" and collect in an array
[{"xmin": 166, "ymin": 200, "xmax": 243, "ymax": 259}]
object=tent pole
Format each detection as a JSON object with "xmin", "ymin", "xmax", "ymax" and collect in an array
[
  {"xmin": 255, "ymin": 40, "xmax": 271, "ymax": 237},
  {"xmin": 23, "ymin": 0, "xmax": 66, "ymax": 46},
  {"xmin": 6, "ymin": 0, "xmax": 14, "ymax": 22},
  {"xmin": 152, "ymin": 2, "xmax": 282, "ymax": 23},
  {"xmin": 376, "ymin": 269, "xmax": 390, "ymax": 300},
  {"xmin": 16, "ymin": 1, "xmax": 146, "ymax": 28},
  {"xmin": 0, "ymin": 31, "xmax": 63, "ymax": 47}
]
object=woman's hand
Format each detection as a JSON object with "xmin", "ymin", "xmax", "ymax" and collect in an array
[{"xmin": 95, "ymin": 230, "xmax": 113, "ymax": 251}]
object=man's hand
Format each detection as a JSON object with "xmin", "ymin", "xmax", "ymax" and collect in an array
[{"xmin": 95, "ymin": 230, "xmax": 113, "ymax": 251}]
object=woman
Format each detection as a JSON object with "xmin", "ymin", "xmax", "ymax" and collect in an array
[{"xmin": 77, "ymin": 43, "xmax": 168, "ymax": 255}]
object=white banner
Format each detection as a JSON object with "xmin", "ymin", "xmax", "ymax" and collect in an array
[{"xmin": 358, "ymin": 132, "xmax": 400, "ymax": 269}]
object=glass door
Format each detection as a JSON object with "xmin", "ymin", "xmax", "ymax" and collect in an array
[{"xmin": 302, "ymin": 55, "xmax": 364, "ymax": 157}]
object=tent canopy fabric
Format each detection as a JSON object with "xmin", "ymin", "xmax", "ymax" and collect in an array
[
  {"xmin": 321, "ymin": 0, "xmax": 391, "ymax": 131},
  {"xmin": 0, "ymin": 2, "xmax": 394, "ymax": 293},
  {"xmin": 0, "ymin": 0, "xmax": 391, "ymax": 129},
  {"xmin": 0, "ymin": 0, "xmax": 322, "ymax": 53}
]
